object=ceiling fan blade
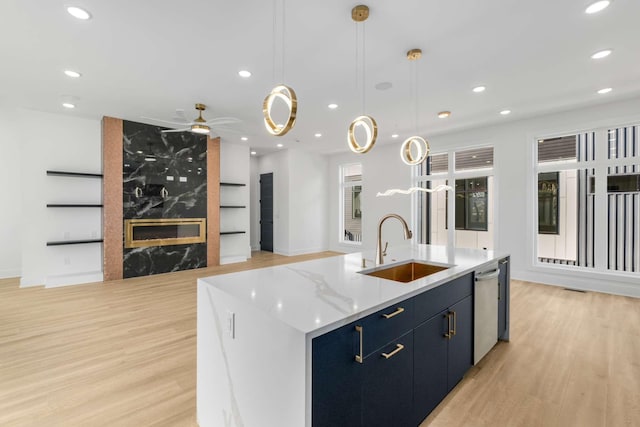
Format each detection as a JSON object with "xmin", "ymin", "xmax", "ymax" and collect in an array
[
  {"xmin": 161, "ymin": 128, "xmax": 191, "ymax": 133},
  {"xmin": 141, "ymin": 116, "xmax": 192, "ymax": 126},
  {"xmin": 206, "ymin": 117, "xmax": 242, "ymax": 125}
]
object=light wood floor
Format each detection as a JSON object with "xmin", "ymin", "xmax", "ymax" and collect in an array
[{"xmin": 1, "ymin": 253, "xmax": 639, "ymax": 427}]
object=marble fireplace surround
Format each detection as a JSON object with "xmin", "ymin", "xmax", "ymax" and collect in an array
[{"xmin": 102, "ymin": 117, "xmax": 220, "ymax": 281}]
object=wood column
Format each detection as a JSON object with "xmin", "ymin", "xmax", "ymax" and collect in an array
[
  {"xmin": 207, "ymin": 136, "xmax": 220, "ymax": 266},
  {"xmin": 102, "ymin": 117, "xmax": 123, "ymax": 281}
]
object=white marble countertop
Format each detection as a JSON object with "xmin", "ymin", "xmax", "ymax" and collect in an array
[{"xmin": 198, "ymin": 245, "xmax": 508, "ymax": 337}]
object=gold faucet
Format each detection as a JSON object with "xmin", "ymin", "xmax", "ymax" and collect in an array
[{"xmin": 376, "ymin": 214, "xmax": 412, "ymax": 265}]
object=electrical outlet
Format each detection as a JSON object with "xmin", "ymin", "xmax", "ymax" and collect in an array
[
  {"xmin": 91, "ymin": 230, "xmax": 97, "ymax": 238},
  {"xmin": 64, "ymin": 257, "xmax": 71, "ymax": 265},
  {"xmin": 227, "ymin": 311, "xmax": 235, "ymax": 339}
]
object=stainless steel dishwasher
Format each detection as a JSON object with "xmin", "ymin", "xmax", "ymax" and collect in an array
[{"xmin": 474, "ymin": 263, "xmax": 500, "ymax": 364}]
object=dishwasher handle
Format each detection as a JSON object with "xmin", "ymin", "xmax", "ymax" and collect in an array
[{"xmin": 475, "ymin": 268, "xmax": 500, "ymax": 281}]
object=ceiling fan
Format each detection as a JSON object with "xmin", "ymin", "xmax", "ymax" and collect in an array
[{"xmin": 142, "ymin": 103, "xmax": 241, "ymax": 135}]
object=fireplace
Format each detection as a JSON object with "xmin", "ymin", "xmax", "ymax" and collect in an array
[{"xmin": 124, "ymin": 218, "xmax": 206, "ymax": 248}]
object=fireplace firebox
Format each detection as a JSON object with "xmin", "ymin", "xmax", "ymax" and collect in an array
[{"xmin": 124, "ymin": 218, "xmax": 206, "ymax": 248}]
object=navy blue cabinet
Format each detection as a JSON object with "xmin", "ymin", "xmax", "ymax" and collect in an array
[
  {"xmin": 498, "ymin": 257, "xmax": 510, "ymax": 340},
  {"xmin": 312, "ymin": 272, "xmax": 476, "ymax": 427},
  {"xmin": 413, "ymin": 310, "xmax": 448, "ymax": 423},
  {"xmin": 362, "ymin": 332, "xmax": 413, "ymax": 427},
  {"xmin": 447, "ymin": 295, "xmax": 473, "ymax": 390},
  {"xmin": 312, "ymin": 320, "xmax": 362, "ymax": 426},
  {"xmin": 413, "ymin": 295, "xmax": 473, "ymax": 425}
]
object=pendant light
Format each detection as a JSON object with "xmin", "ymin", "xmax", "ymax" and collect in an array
[
  {"xmin": 263, "ymin": 0, "xmax": 297, "ymax": 137},
  {"xmin": 400, "ymin": 49, "xmax": 430, "ymax": 165},
  {"xmin": 347, "ymin": 5, "xmax": 377, "ymax": 154}
]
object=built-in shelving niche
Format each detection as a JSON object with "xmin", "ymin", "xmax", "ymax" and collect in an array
[{"xmin": 46, "ymin": 170, "xmax": 104, "ymax": 247}]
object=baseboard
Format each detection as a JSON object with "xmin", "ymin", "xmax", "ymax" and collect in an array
[
  {"xmin": 45, "ymin": 271, "xmax": 104, "ymax": 288},
  {"xmin": 273, "ymin": 247, "xmax": 329, "ymax": 257},
  {"xmin": 251, "ymin": 244, "xmax": 260, "ymax": 251},
  {"xmin": 514, "ymin": 269, "xmax": 640, "ymax": 298},
  {"xmin": 0, "ymin": 268, "xmax": 21, "ymax": 280},
  {"xmin": 220, "ymin": 255, "xmax": 248, "ymax": 265},
  {"xmin": 20, "ymin": 275, "xmax": 45, "ymax": 288}
]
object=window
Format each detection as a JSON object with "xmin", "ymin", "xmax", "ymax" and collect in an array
[
  {"xmin": 535, "ymin": 127, "xmax": 640, "ymax": 273},
  {"xmin": 340, "ymin": 163, "xmax": 362, "ymax": 244},
  {"xmin": 536, "ymin": 134, "xmax": 590, "ymax": 266},
  {"xmin": 455, "ymin": 177, "xmax": 488, "ymax": 231},
  {"xmin": 538, "ymin": 172, "xmax": 559, "ymax": 234},
  {"xmin": 415, "ymin": 147, "xmax": 494, "ymax": 250}
]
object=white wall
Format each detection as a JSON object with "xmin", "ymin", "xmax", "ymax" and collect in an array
[
  {"xmin": 428, "ymin": 96, "xmax": 640, "ymax": 297},
  {"xmin": 219, "ymin": 141, "xmax": 251, "ymax": 264},
  {"xmin": 287, "ymin": 149, "xmax": 329, "ymax": 255},
  {"xmin": 0, "ymin": 106, "xmax": 23, "ymax": 278},
  {"xmin": 17, "ymin": 109, "xmax": 102, "ymax": 287},
  {"xmin": 329, "ymin": 143, "xmax": 413, "ymax": 255},
  {"xmin": 254, "ymin": 148, "xmax": 329, "ymax": 256},
  {"xmin": 249, "ymin": 156, "xmax": 260, "ymax": 251}
]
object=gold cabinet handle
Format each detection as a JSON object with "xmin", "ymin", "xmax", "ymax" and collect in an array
[
  {"xmin": 382, "ymin": 307, "xmax": 405, "ymax": 319},
  {"xmin": 443, "ymin": 313, "xmax": 452, "ymax": 339},
  {"xmin": 381, "ymin": 343, "xmax": 404, "ymax": 359},
  {"xmin": 355, "ymin": 325, "xmax": 363, "ymax": 364},
  {"xmin": 452, "ymin": 311, "xmax": 457, "ymax": 336}
]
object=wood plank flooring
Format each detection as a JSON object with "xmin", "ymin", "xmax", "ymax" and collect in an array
[{"xmin": 1, "ymin": 253, "xmax": 639, "ymax": 426}]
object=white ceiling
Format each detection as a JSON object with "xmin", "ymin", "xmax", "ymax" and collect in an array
[{"xmin": 1, "ymin": 0, "xmax": 639, "ymax": 156}]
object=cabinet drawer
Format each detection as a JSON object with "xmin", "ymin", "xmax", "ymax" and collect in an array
[
  {"xmin": 413, "ymin": 273, "xmax": 472, "ymax": 326},
  {"xmin": 357, "ymin": 298, "xmax": 414, "ymax": 357}
]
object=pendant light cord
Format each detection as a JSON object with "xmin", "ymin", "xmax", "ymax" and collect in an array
[
  {"xmin": 272, "ymin": 0, "xmax": 286, "ymax": 83},
  {"xmin": 272, "ymin": 0, "xmax": 276, "ymax": 82},
  {"xmin": 281, "ymin": 0, "xmax": 286, "ymax": 83},
  {"xmin": 362, "ymin": 22, "xmax": 366, "ymax": 114},
  {"xmin": 355, "ymin": 20, "xmax": 366, "ymax": 114}
]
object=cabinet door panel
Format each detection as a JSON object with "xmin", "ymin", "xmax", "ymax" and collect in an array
[
  {"xmin": 413, "ymin": 310, "xmax": 448, "ymax": 425},
  {"xmin": 362, "ymin": 332, "xmax": 413, "ymax": 427},
  {"xmin": 413, "ymin": 273, "xmax": 473, "ymax": 325},
  {"xmin": 447, "ymin": 295, "xmax": 473, "ymax": 391},
  {"xmin": 498, "ymin": 258, "xmax": 509, "ymax": 340},
  {"xmin": 312, "ymin": 321, "xmax": 362, "ymax": 426}
]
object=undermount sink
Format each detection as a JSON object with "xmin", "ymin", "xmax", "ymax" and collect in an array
[{"xmin": 360, "ymin": 260, "xmax": 451, "ymax": 283}]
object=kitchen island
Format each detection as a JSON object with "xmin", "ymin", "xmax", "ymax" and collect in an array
[{"xmin": 197, "ymin": 245, "xmax": 509, "ymax": 427}]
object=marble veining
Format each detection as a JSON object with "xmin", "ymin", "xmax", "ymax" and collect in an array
[
  {"xmin": 121, "ymin": 121, "xmax": 208, "ymax": 278},
  {"xmin": 122, "ymin": 120, "xmax": 207, "ymax": 219},
  {"xmin": 198, "ymin": 245, "xmax": 507, "ymax": 336},
  {"xmin": 123, "ymin": 243, "xmax": 206, "ymax": 278}
]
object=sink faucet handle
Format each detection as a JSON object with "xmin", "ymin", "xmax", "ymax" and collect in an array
[{"xmin": 382, "ymin": 241, "xmax": 389, "ymax": 256}]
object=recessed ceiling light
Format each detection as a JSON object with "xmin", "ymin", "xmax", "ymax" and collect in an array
[
  {"xmin": 500, "ymin": 110, "xmax": 511, "ymax": 115},
  {"xmin": 391, "ymin": 134, "xmax": 399, "ymax": 139},
  {"xmin": 438, "ymin": 111, "xmax": 451, "ymax": 119},
  {"xmin": 314, "ymin": 133, "xmax": 322, "ymax": 138},
  {"xmin": 591, "ymin": 49, "xmax": 612, "ymax": 59},
  {"xmin": 62, "ymin": 102, "xmax": 75, "ymax": 109},
  {"xmin": 597, "ymin": 87, "xmax": 612, "ymax": 94},
  {"xmin": 328, "ymin": 103, "xmax": 338, "ymax": 109},
  {"xmin": 277, "ymin": 143, "xmax": 283, "ymax": 148},
  {"xmin": 241, "ymin": 136, "xmax": 248, "ymax": 141},
  {"xmin": 585, "ymin": 1, "xmax": 611, "ymax": 14},
  {"xmin": 238, "ymin": 70, "xmax": 252, "ymax": 78},
  {"xmin": 64, "ymin": 70, "xmax": 81, "ymax": 78},
  {"xmin": 66, "ymin": 6, "xmax": 91, "ymax": 20},
  {"xmin": 251, "ymin": 151, "xmax": 257, "ymax": 155},
  {"xmin": 472, "ymin": 86, "xmax": 486, "ymax": 93}
]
